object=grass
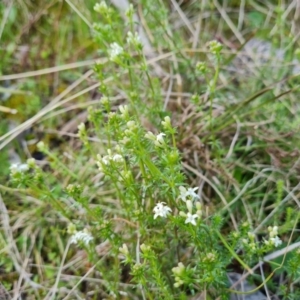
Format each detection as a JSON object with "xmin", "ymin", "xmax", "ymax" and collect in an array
[{"xmin": 1, "ymin": 1, "xmax": 300, "ymax": 299}]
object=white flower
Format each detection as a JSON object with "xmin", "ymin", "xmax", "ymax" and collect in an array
[
  {"xmin": 270, "ymin": 236, "xmax": 282, "ymax": 247},
  {"xmin": 126, "ymin": 121, "xmax": 136, "ymax": 129},
  {"xmin": 127, "ymin": 31, "xmax": 142, "ymax": 47},
  {"xmin": 185, "ymin": 213, "xmax": 199, "ymax": 226},
  {"xmin": 268, "ymin": 226, "xmax": 279, "ymax": 238},
  {"xmin": 70, "ymin": 230, "xmax": 93, "ymax": 246},
  {"xmin": 179, "ymin": 186, "xmax": 199, "ymax": 202},
  {"xmin": 109, "ymin": 43, "xmax": 123, "ymax": 62},
  {"xmin": 10, "ymin": 163, "xmax": 29, "ymax": 174},
  {"xmin": 77, "ymin": 122, "xmax": 85, "ymax": 132},
  {"xmin": 161, "ymin": 116, "xmax": 171, "ymax": 129},
  {"xmin": 119, "ymin": 243, "xmax": 129, "ymax": 256},
  {"xmin": 112, "ymin": 154, "xmax": 124, "ymax": 163},
  {"xmin": 156, "ymin": 132, "xmax": 166, "ymax": 145},
  {"xmin": 97, "ymin": 152, "xmax": 123, "ymax": 169},
  {"xmin": 172, "ymin": 262, "xmax": 185, "ymax": 276},
  {"xmin": 153, "ymin": 202, "xmax": 172, "ymax": 219},
  {"xmin": 101, "ymin": 155, "xmax": 110, "ymax": 165},
  {"xmin": 145, "ymin": 131, "xmax": 156, "ymax": 141},
  {"xmin": 94, "ymin": 1, "xmax": 108, "ymax": 13},
  {"xmin": 186, "ymin": 187, "xmax": 200, "ymax": 199},
  {"xmin": 119, "ymin": 105, "xmax": 129, "ymax": 118},
  {"xmin": 145, "ymin": 132, "xmax": 167, "ymax": 147}
]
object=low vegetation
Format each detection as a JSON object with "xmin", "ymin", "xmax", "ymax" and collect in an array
[{"xmin": 0, "ymin": 1, "xmax": 300, "ymax": 299}]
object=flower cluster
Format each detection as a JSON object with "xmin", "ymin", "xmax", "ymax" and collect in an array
[
  {"xmin": 153, "ymin": 202, "xmax": 172, "ymax": 219},
  {"xmin": 119, "ymin": 243, "xmax": 129, "ymax": 256},
  {"xmin": 208, "ymin": 40, "xmax": 223, "ymax": 55},
  {"xmin": 265, "ymin": 226, "xmax": 282, "ymax": 248},
  {"xmin": 94, "ymin": 1, "xmax": 108, "ymax": 14},
  {"xmin": 196, "ymin": 61, "xmax": 207, "ymax": 74},
  {"xmin": 119, "ymin": 105, "xmax": 129, "ymax": 120},
  {"xmin": 172, "ymin": 262, "xmax": 185, "ymax": 287},
  {"xmin": 178, "ymin": 186, "xmax": 200, "ymax": 202},
  {"xmin": 145, "ymin": 131, "xmax": 166, "ymax": 147},
  {"xmin": 78, "ymin": 122, "xmax": 88, "ymax": 145},
  {"xmin": 152, "ymin": 185, "xmax": 202, "ymax": 227},
  {"xmin": 109, "ymin": 43, "xmax": 124, "ymax": 62},
  {"xmin": 242, "ymin": 232, "xmax": 257, "ymax": 251},
  {"xmin": 69, "ymin": 229, "xmax": 93, "ymax": 246},
  {"xmin": 97, "ymin": 149, "xmax": 124, "ymax": 171},
  {"xmin": 177, "ymin": 186, "xmax": 202, "ymax": 226},
  {"xmin": 127, "ymin": 31, "xmax": 142, "ymax": 49},
  {"xmin": 10, "ymin": 158, "xmax": 36, "ymax": 179},
  {"xmin": 161, "ymin": 116, "xmax": 171, "ymax": 130},
  {"xmin": 179, "ymin": 200, "xmax": 202, "ymax": 226},
  {"xmin": 10, "ymin": 163, "xmax": 29, "ymax": 175}
]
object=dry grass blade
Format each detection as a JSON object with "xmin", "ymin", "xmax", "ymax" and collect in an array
[
  {"xmin": 0, "ymin": 60, "xmax": 98, "ymax": 81},
  {"xmin": 0, "ymin": 70, "xmax": 97, "ymax": 150}
]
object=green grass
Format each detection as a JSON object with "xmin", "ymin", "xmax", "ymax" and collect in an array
[{"xmin": 1, "ymin": 1, "xmax": 300, "ymax": 299}]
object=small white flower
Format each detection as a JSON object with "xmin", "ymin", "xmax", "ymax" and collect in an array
[
  {"xmin": 179, "ymin": 186, "xmax": 199, "ymax": 202},
  {"xmin": 161, "ymin": 116, "xmax": 171, "ymax": 129},
  {"xmin": 102, "ymin": 155, "xmax": 111, "ymax": 165},
  {"xmin": 127, "ymin": 31, "xmax": 142, "ymax": 47},
  {"xmin": 109, "ymin": 42, "xmax": 124, "ymax": 62},
  {"xmin": 119, "ymin": 105, "xmax": 129, "ymax": 118},
  {"xmin": 185, "ymin": 212, "xmax": 199, "ymax": 226},
  {"xmin": 270, "ymin": 236, "xmax": 282, "ymax": 247},
  {"xmin": 172, "ymin": 262, "xmax": 185, "ymax": 276},
  {"xmin": 19, "ymin": 164, "xmax": 29, "ymax": 172},
  {"xmin": 77, "ymin": 122, "xmax": 85, "ymax": 132},
  {"xmin": 119, "ymin": 243, "xmax": 129, "ymax": 256},
  {"xmin": 94, "ymin": 1, "xmax": 108, "ymax": 13},
  {"xmin": 268, "ymin": 226, "xmax": 279, "ymax": 238},
  {"xmin": 10, "ymin": 163, "xmax": 29, "ymax": 174},
  {"xmin": 156, "ymin": 132, "xmax": 166, "ymax": 145},
  {"xmin": 126, "ymin": 120, "xmax": 136, "ymax": 129},
  {"xmin": 113, "ymin": 154, "xmax": 124, "ymax": 163},
  {"xmin": 145, "ymin": 131, "xmax": 156, "ymax": 141},
  {"xmin": 70, "ymin": 230, "xmax": 93, "ymax": 246},
  {"xmin": 153, "ymin": 202, "xmax": 172, "ymax": 219},
  {"xmin": 186, "ymin": 187, "xmax": 200, "ymax": 199}
]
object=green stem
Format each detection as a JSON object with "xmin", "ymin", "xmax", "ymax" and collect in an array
[
  {"xmin": 216, "ymin": 230, "xmax": 253, "ymax": 274},
  {"xmin": 209, "ymin": 56, "xmax": 220, "ymax": 141},
  {"xmin": 46, "ymin": 151, "xmax": 78, "ymax": 179}
]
